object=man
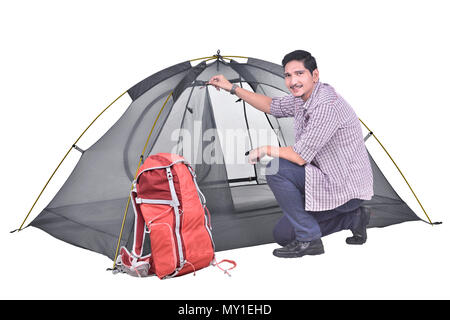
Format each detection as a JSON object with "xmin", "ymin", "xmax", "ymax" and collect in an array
[{"xmin": 208, "ymin": 50, "xmax": 373, "ymax": 258}]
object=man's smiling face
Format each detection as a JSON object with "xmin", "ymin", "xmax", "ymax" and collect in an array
[{"xmin": 284, "ymin": 60, "xmax": 319, "ymax": 100}]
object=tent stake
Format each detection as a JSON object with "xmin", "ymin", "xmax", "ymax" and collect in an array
[{"xmin": 359, "ymin": 118, "xmax": 435, "ymax": 225}]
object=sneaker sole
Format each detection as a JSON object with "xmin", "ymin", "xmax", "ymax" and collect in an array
[{"xmin": 273, "ymin": 248, "xmax": 325, "ymax": 258}]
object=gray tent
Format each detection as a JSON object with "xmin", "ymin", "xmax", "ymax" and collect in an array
[{"xmin": 15, "ymin": 52, "xmax": 436, "ymax": 267}]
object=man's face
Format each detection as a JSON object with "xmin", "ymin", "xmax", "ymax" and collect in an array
[{"xmin": 284, "ymin": 60, "xmax": 319, "ymax": 100}]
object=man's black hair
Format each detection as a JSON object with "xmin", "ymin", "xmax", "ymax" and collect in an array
[{"xmin": 282, "ymin": 50, "xmax": 317, "ymax": 75}]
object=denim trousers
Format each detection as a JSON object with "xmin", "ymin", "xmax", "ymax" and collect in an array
[{"xmin": 265, "ymin": 158, "xmax": 362, "ymax": 245}]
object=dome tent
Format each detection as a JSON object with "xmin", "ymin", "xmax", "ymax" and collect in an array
[{"xmin": 14, "ymin": 52, "xmax": 436, "ymax": 268}]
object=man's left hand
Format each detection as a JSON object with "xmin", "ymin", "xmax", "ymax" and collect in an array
[{"xmin": 247, "ymin": 146, "xmax": 269, "ymax": 164}]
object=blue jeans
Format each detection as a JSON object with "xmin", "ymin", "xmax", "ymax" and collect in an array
[{"xmin": 265, "ymin": 158, "xmax": 362, "ymax": 245}]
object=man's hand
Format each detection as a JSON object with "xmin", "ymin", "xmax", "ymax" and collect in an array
[
  {"xmin": 247, "ymin": 146, "xmax": 306, "ymax": 166},
  {"xmin": 247, "ymin": 146, "xmax": 268, "ymax": 164},
  {"xmin": 208, "ymin": 74, "xmax": 233, "ymax": 92},
  {"xmin": 208, "ymin": 74, "xmax": 273, "ymax": 114}
]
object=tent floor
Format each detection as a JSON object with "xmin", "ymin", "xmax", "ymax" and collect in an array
[{"xmin": 31, "ymin": 191, "xmax": 421, "ymax": 259}]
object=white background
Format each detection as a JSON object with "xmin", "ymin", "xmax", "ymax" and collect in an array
[{"xmin": 1, "ymin": 0, "xmax": 449, "ymax": 300}]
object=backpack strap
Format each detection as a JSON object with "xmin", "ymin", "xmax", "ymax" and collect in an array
[
  {"xmin": 114, "ymin": 183, "xmax": 153, "ymax": 277},
  {"xmin": 212, "ymin": 258, "xmax": 237, "ymax": 277},
  {"xmin": 130, "ymin": 185, "xmax": 146, "ymax": 258},
  {"xmin": 165, "ymin": 167, "xmax": 180, "ymax": 207},
  {"xmin": 115, "ymin": 246, "xmax": 152, "ymax": 277},
  {"xmin": 163, "ymin": 166, "xmax": 185, "ymax": 278},
  {"xmin": 134, "ymin": 198, "xmax": 178, "ymax": 206},
  {"xmin": 185, "ymin": 163, "xmax": 206, "ymax": 206}
]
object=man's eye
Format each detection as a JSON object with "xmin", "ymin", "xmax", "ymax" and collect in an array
[{"xmin": 296, "ymin": 71, "xmax": 303, "ymax": 75}]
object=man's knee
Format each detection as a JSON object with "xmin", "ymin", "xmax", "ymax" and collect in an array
[
  {"xmin": 266, "ymin": 158, "xmax": 306, "ymax": 190},
  {"xmin": 273, "ymin": 216, "xmax": 295, "ymax": 246},
  {"xmin": 265, "ymin": 158, "xmax": 290, "ymax": 181},
  {"xmin": 265, "ymin": 160, "xmax": 283, "ymax": 186}
]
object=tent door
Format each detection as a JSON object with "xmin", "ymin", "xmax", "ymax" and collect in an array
[{"xmin": 208, "ymin": 84, "xmax": 280, "ymax": 186}]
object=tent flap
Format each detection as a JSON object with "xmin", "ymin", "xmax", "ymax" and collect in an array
[{"xmin": 128, "ymin": 61, "xmax": 192, "ymax": 101}]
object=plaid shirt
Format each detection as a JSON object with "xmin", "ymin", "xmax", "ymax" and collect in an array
[{"xmin": 270, "ymin": 82, "xmax": 373, "ymax": 211}]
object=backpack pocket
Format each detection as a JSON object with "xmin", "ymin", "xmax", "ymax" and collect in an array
[{"xmin": 149, "ymin": 221, "xmax": 178, "ymax": 279}]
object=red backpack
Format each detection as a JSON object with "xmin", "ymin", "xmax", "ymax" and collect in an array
[{"xmin": 116, "ymin": 153, "xmax": 231, "ymax": 278}]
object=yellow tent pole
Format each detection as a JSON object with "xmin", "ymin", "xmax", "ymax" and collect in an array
[
  {"xmin": 359, "ymin": 118, "xmax": 434, "ymax": 225},
  {"xmin": 203, "ymin": 57, "xmax": 225, "ymax": 63},
  {"xmin": 222, "ymin": 55, "xmax": 249, "ymax": 60},
  {"xmin": 112, "ymin": 91, "xmax": 173, "ymax": 268},
  {"xmin": 189, "ymin": 55, "xmax": 216, "ymax": 62},
  {"xmin": 15, "ymin": 90, "xmax": 128, "ymax": 232}
]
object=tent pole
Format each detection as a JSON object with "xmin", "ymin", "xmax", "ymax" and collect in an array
[
  {"xmin": 14, "ymin": 90, "xmax": 128, "ymax": 232},
  {"xmin": 359, "ymin": 118, "xmax": 434, "ymax": 225},
  {"xmin": 189, "ymin": 55, "xmax": 216, "ymax": 62},
  {"xmin": 112, "ymin": 91, "xmax": 174, "ymax": 268},
  {"xmin": 189, "ymin": 55, "xmax": 248, "ymax": 64},
  {"xmin": 222, "ymin": 55, "xmax": 248, "ymax": 60}
]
